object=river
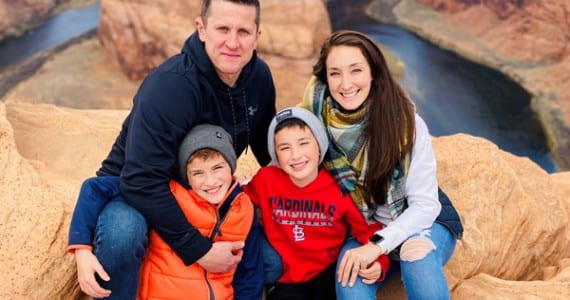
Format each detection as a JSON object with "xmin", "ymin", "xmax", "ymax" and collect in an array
[
  {"xmin": 327, "ymin": 0, "xmax": 558, "ymax": 173},
  {"xmin": 0, "ymin": 2, "xmax": 100, "ymax": 72},
  {"xmin": 0, "ymin": 0, "xmax": 558, "ymax": 173}
]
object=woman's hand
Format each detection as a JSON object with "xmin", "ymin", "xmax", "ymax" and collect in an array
[
  {"xmin": 75, "ymin": 249, "xmax": 111, "ymax": 298},
  {"xmin": 338, "ymin": 242, "xmax": 383, "ymax": 287}
]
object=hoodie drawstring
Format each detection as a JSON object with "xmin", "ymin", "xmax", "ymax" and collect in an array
[
  {"xmin": 227, "ymin": 88, "xmax": 250, "ymax": 154},
  {"xmin": 241, "ymin": 89, "xmax": 250, "ymax": 153}
]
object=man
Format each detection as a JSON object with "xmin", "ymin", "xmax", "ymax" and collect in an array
[{"xmin": 70, "ymin": 0, "xmax": 275, "ymax": 298}]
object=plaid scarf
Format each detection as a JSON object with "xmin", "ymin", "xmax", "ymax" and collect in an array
[{"xmin": 301, "ymin": 77, "xmax": 411, "ymax": 221}]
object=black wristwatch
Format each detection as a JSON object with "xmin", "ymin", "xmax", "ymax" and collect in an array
[{"xmin": 369, "ymin": 233, "xmax": 384, "ymax": 245}]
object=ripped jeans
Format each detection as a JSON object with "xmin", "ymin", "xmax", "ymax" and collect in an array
[{"xmin": 336, "ymin": 222, "xmax": 456, "ymax": 300}]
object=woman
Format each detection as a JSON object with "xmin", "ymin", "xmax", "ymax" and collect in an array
[{"xmin": 300, "ymin": 30, "xmax": 463, "ymax": 299}]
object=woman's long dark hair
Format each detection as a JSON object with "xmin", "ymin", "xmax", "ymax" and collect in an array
[{"xmin": 312, "ymin": 30, "xmax": 415, "ymax": 206}]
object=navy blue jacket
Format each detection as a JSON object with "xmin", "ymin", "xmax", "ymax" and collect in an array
[
  {"xmin": 435, "ymin": 187, "xmax": 464, "ymax": 239},
  {"xmin": 97, "ymin": 31, "xmax": 276, "ymax": 265}
]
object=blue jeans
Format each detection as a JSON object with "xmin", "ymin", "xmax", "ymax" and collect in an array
[
  {"xmin": 336, "ymin": 223, "xmax": 456, "ymax": 300},
  {"xmin": 93, "ymin": 201, "xmax": 148, "ymax": 300}
]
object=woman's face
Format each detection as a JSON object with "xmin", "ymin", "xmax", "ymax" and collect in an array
[{"xmin": 325, "ymin": 45, "xmax": 372, "ymax": 111}]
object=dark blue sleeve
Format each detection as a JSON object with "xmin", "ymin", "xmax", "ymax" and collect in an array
[
  {"xmin": 249, "ymin": 61, "xmax": 276, "ymax": 167},
  {"xmin": 120, "ymin": 72, "xmax": 211, "ymax": 265},
  {"xmin": 68, "ymin": 176, "xmax": 124, "ymax": 246},
  {"xmin": 233, "ymin": 215, "xmax": 264, "ymax": 300}
]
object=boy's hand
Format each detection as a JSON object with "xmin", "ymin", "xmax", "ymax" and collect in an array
[
  {"xmin": 359, "ymin": 261, "xmax": 382, "ymax": 284},
  {"xmin": 198, "ymin": 241, "xmax": 244, "ymax": 273},
  {"xmin": 75, "ymin": 249, "xmax": 111, "ymax": 298}
]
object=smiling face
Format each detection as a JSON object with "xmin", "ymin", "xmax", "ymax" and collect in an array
[
  {"xmin": 186, "ymin": 151, "xmax": 233, "ymax": 205},
  {"xmin": 274, "ymin": 125, "xmax": 320, "ymax": 188},
  {"xmin": 196, "ymin": 0, "xmax": 261, "ymax": 87},
  {"xmin": 325, "ymin": 45, "xmax": 373, "ymax": 111}
]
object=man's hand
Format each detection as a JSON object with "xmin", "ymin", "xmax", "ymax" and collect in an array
[
  {"xmin": 197, "ymin": 241, "xmax": 245, "ymax": 273},
  {"xmin": 75, "ymin": 249, "xmax": 111, "ymax": 298}
]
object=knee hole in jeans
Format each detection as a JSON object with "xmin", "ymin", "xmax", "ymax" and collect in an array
[{"xmin": 399, "ymin": 237, "xmax": 435, "ymax": 261}]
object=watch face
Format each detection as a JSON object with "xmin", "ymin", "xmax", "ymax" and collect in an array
[{"xmin": 370, "ymin": 234, "xmax": 383, "ymax": 243}]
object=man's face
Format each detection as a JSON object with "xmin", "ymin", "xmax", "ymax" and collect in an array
[{"xmin": 196, "ymin": 0, "xmax": 260, "ymax": 87}]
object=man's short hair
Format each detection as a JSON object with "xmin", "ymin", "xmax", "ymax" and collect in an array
[{"xmin": 201, "ymin": 0, "xmax": 261, "ymax": 28}]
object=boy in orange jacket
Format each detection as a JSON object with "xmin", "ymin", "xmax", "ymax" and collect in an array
[
  {"xmin": 68, "ymin": 124, "xmax": 263, "ymax": 299},
  {"xmin": 244, "ymin": 107, "xmax": 390, "ymax": 300}
]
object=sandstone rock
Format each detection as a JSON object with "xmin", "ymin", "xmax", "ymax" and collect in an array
[
  {"xmin": 0, "ymin": 0, "xmax": 56, "ymax": 41},
  {"xmin": 551, "ymin": 171, "xmax": 570, "ymax": 228},
  {"xmin": 452, "ymin": 271, "xmax": 570, "ymax": 299},
  {"xmin": 98, "ymin": 0, "xmax": 198, "ymax": 80},
  {"xmin": 257, "ymin": 0, "xmax": 331, "ymax": 60},
  {"xmin": 257, "ymin": 0, "xmax": 331, "ymax": 108},
  {"xmin": 0, "ymin": 102, "xmax": 81, "ymax": 298},
  {"xmin": 433, "ymin": 134, "xmax": 570, "ymax": 286},
  {"xmin": 415, "ymin": 0, "xmax": 569, "ymax": 64},
  {"xmin": 6, "ymin": 103, "xmax": 128, "ymax": 179}
]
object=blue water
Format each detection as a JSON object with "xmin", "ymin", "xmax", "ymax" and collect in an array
[
  {"xmin": 0, "ymin": 1, "xmax": 558, "ymax": 173},
  {"xmin": 0, "ymin": 2, "xmax": 100, "ymax": 72},
  {"xmin": 327, "ymin": 2, "xmax": 558, "ymax": 173},
  {"xmin": 362, "ymin": 24, "xmax": 557, "ymax": 172}
]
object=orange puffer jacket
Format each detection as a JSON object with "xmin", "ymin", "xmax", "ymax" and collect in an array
[{"xmin": 138, "ymin": 181, "xmax": 254, "ymax": 300}]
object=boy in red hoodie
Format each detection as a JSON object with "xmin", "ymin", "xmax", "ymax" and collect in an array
[{"xmin": 244, "ymin": 107, "xmax": 390, "ymax": 300}]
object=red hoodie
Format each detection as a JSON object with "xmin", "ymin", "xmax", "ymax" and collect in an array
[{"xmin": 244, "ymin": 166, "xmax": 390, "ymax": 283}]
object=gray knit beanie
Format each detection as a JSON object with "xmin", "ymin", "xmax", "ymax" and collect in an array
[
  {"xmin": 178, "ymin": 124, "xmax": 237, "ymax": 183},
  {"xmin": 267, "ymin": 107, "xmax": 329, "ymax": 166}
]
